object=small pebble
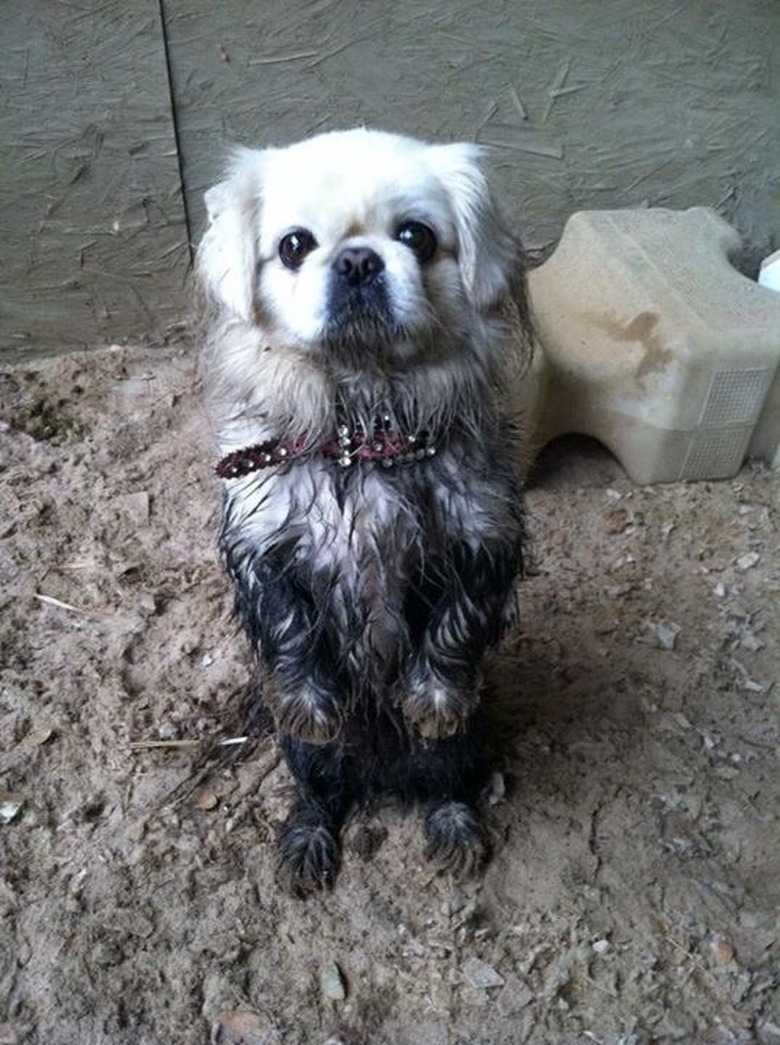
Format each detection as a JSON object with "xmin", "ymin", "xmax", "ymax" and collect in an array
[
  {"xmin": 649, "ymin": 619, "xmax": 681, "ymax": 650},
  {"xmin": 712, "ymin": 582, "xmax": 727, "ymax": 598},
  {"xmin": 194, "ymin": 789, "xmax": 218, "ymax": 811},
  {"xmin": 591, "ymin": 938, "xmax": 610, "ymax": 955},
  {"xmin": 213, "ymin": 1010, "xmax": 279, "ymax": 1045},
  {"xmin": 25, "ymin": 725, "xmax": 54, "ymax": 747},
  {"xmin": 710, "ymin": 935, "xmax": 735, "ymax": 965},
  {"xmin": 735, "ymin": 552, "xmax": 760, "ymax": 571},
  {"xmin": 604, "ymin": 508, "xmax": 630, "ymax": 534},
  {"xmin": 485, "ymin": 772, "xmax": 506, "ymax": 807},
  {"xmin": 497, "ymin": 975, "xmax": 534, "ymax": 1015},
  {"xmin": 0, "ymin": 792, "xmax": 23, "ymax": 825},
  {"xmin": 462, "ymin": 956, "xmax": 505, "ymax": 989},
  {"xmin": 320, "ymin": 960, "xmax": 347, "ymax": 1001},
  {"xmin": 742, "ymin": 678, "xmax": 767, "ymax": 694}
]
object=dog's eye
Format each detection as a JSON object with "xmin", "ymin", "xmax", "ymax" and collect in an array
[
  {"xmin": 278, "ymin": 228, "xmax": 318, "ymax": 270},
  {"xmin": 395, "ymin": 221, "xmax": 437, "ymax": 264}
]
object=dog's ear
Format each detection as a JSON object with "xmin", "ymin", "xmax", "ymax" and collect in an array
[
  {"xmin": 197, "ymin": 149, "xmax": 265, "ymax": 323},
  {"xmin": 429, "ymin": 143, "xmax": 520, "ymax": 311}
]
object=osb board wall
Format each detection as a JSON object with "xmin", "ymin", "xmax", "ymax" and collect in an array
[
  {"xmin": 0, "ymin": 1, "xmax": 189, "ymax": 361},
  {"xmin": 2, "ymin": 1, "xmax": 779, "ymax": 359},
  {"xmin": 165, "ymin": 0, "xmax": 780, "ymax": 262}
]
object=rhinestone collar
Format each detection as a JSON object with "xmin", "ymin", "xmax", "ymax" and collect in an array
[{"xmin": 215, "ymin": 424, "xmax": 437, "ymax": 479}]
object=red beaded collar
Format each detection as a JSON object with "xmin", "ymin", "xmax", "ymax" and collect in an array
[{"xmin": 215, "ymin": 425, "xmax": 437, "ymax": 479}]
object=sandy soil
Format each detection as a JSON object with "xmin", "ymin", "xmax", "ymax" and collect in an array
[{"xmin": 1, "ymin": 342, "xmax": 778, "ymax": 1045}]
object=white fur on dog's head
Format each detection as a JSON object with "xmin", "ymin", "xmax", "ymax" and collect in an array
[
  {"xmin": 198, "ymin": 128, "xmax": 529, "ymax": 447},
  {"xmin": 199, "ymin": 129, "xmax": 520, "ymax": 343}
]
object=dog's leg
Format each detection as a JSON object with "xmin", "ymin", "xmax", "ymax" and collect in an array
[
  {"xmin": 277, "ymin": 734, "xmax": 351, "ymax": 896},
  {"xmin": 402, "ymin": 541, "xmax": 519, "ymax": 739},
  {"xmin": 227, "ymin": 545, "xmax": 346, "ymax": 744},
  {"xmin": 402, "ymin": 719, "xmax": 490, "ymax": 877},
  {"xmin": 424, "ymin": 799, "xmax": 488, "ymax": 877}
]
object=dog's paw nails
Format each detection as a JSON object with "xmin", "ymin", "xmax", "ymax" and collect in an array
[
  {"xmin": 274, "ymin": 690, "xmax": 343, "ymax": 745},
  {"xmin": 424, "ymin": 800, "xmax": 488, "ymax": 879},
  {"xmin": 277, "ymin": 814, "xmax": 341, "ymax": 897},
  {"xmin": 402, "ymin": 683, "xmax": 471, "ymax": 739}
]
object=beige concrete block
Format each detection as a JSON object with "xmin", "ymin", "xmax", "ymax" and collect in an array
[{"xmin": 519, "ymin": 208, "xmax": 780, "ymax": 483}]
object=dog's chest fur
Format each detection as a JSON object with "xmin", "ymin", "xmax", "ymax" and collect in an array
[
  {"xmin": 220, "ymin": 444, "xmax": 509, "ymax": 691},
  {"xmin": 223, "ymin": 457, "xmax": 424, "ymax": 676}
]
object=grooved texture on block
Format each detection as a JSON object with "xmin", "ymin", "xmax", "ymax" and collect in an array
[
  {"xmin": 699, "ymin": 369, "xmax": 773, "ymax": 427},
  {"xmin": 682, "ymin": 428, "xmax": 754, "ymax": 482}
]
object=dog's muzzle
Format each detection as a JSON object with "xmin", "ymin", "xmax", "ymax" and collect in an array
[
  {"xmin": 325, "ymin": 246, "xmax": 397, "ymax": 349},
  {"xmin": 333, "ymin": 246, "xmax": 385, "ymax": 288}
]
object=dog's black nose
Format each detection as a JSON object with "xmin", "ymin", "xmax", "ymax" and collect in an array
[{"xmin": 333, "ymin": 247, "xmax": 385, "ymax": 287}]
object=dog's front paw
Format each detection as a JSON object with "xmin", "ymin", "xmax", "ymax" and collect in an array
[
  {"xmin": 424, "ymin": 800, "xmax": 488, "ymax": 878},
  {"xmin": 402, "ymin": 677, "xmax": 474, "ymax": 739},
  {"xmin": 277, "ymin": 804, "xmax": 342, "ymax": 897},
  {"xmin": 272, "ymin": 685, "xmax": 343, "ymax": 745}
]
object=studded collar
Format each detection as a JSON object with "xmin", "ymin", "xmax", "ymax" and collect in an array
[{"xmin": 215, "ymin": 423, "xmax": 437, "ymax": 480}]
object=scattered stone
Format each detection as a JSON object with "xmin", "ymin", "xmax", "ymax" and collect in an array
[
  {"xmin": 672, "ymin": 712, "xmax": 693, "ymax": 731},
  {"xmin": 137, "ymin": 592, "xmax": 158, "ymax": 617},
  {"xmin": 729, "ymin": 657, "xmax": 769, "ymax": 693},
  {"xmin": 709, "ymin": 935, "xmax": 735, "ymax": 964},
  {"xmin": 157, "ymin": 722, "xmax": 178, "ymax": 740},
  {"xmin": 604, "ymin": 507, "xmax": 630, "ymax": 534},
  {"xmin": 713, "ymin": 582, "xmax": 727, "ymax": 598},
  {"xmin": 0, "ymin": 792, "xmax": 23, "ymax": 825},
  {"xmin": 607, "ymin": 581, "xmax": 635, "ymax": 598},
  {"xmin": 612, "ymin": 553, "xmax": 636, "ymax": 570},
  {"xmin": 23, "ymin": 724, "xmax": 55, "ymax": 748},
  {"xmin": 194, "ymin": 789, "xmax": 218, "ymax": 811},
  {"xmin": 735, "ymin": 551, "xmax": 760, "ymax": 571},
  {"xmin": 497, "ymin": 974, "xmax": 534, "ymax": 1014},
  {"xmin": 320, "ymin": 960, "xmax": 347, "ymax": 1002},
  {"xmin": 742, "ymin": 677, "xmax": 769, "ymax": 694},
  {"xmin": 484, "ymin": 771, "xmax": 506, "ymax": 806},
  {"xmin": 649, "ymin": 619, "xmax": 681, "ymax": 650},
  {"xmin": 462, "ymin": 956, "xmax": 505, "ymax": 990},
  {"xmin": 212, "ymin": 1010, "xmax": 280, "ymax": 1045},
  {"xmin": 591, "ymin": 938, "xmax": 610, "ymax": 955}
]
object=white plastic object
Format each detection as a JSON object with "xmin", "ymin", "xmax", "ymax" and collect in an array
[
  {"xmin": 759, "ymin": 247, "xmax": 780, "ymax": 293},
  {"xmin": 518, "ymin": 208, "xmax": 780, "ymax": 483}
]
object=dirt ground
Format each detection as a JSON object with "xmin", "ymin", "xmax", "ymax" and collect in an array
[{"xmin": 1, "ymin": 342, "xmax": 778, "ymax": 1045}]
